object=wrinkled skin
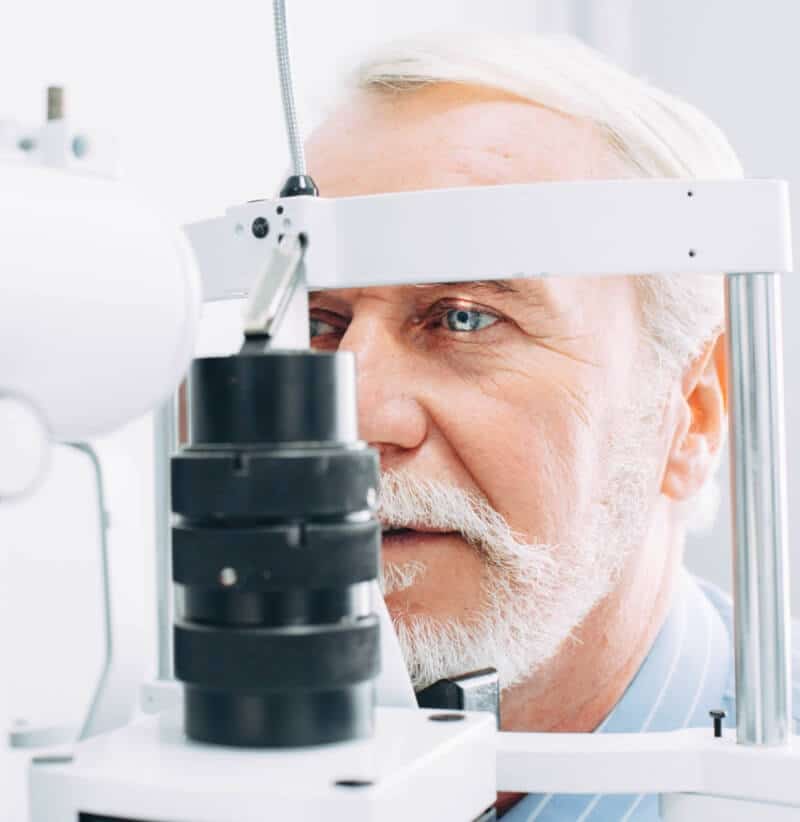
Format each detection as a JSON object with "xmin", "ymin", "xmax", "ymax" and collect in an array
[{"xmin": 305, "ymin": 84, "xmax": 726, "ymax": 746}]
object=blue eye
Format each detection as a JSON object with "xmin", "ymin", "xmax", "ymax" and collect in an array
[
  {"xmin": 309, "ymin": 317, "xmax": 338, "ymax": 337},
  {"xmin": 442, "ymin": 308, "xmax": 498, "ymax": 333}
]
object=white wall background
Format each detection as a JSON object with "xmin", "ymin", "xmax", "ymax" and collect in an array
[
  {"xmin": 541, "ymin": 1, "xmax": 800, "ymax": 615},
  {"xmin": 0, "ymin": 2, "xmax": 542, "ymax": 817},
  {"xmin": 631, "ymin": 0, "xmax": 800, "ymax": 619},
  {"xmin": 2, "ymin": 0, "xmax": 799, "ymax": 815}
]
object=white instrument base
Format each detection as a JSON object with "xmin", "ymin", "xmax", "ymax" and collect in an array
[
  {"xmin": 662, "ymin": 792, "xmax": 800, "ymax": 820},
  {"xmin": 28, "ymin": 706, "xmax": 496, "ymax": 822}
]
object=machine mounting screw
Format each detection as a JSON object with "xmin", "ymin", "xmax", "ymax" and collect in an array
[
  {"xmin": 709, "ymin": 709, "xmax": 726, "ymax": 738},
  {"xmin": 47, "ymin": 86, "xmax": 64, "ymax": 121},
  {"xmin": 252, "ymin": 217, "xmax": 270, "ymax": 239},
  {"xmin": 219, "ymin": 567, "xmax": 238, "ymax": 587}
]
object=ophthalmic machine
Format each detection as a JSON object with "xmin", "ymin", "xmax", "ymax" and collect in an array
[{"xmin": 1, "ymin": 3, "xmax": 798, "ymax": 820}]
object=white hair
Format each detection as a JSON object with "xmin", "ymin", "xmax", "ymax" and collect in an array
[{"xmin": 354, "ymin": 33, "xmax": 741, "ymax": 530}]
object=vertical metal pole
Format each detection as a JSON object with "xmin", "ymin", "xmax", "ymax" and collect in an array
[
  {"xmin": 153, "ymin": 394, "xmax": 178, "ymax": 681},
  {"xmin": 726, "ymin": 272, "xmax": 792, "ymax": 745}
]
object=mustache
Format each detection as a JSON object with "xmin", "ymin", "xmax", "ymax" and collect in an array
[
  {"xmin": 377, "ymin": 470, "xmax": 556, "ymax": 579},
  {"xmin": 378, "ymin": 470, "xmax": 499, "ymax": 542}
]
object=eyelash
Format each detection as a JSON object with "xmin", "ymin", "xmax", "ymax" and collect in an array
[{"xmin": 309, "ymin": 301, "xmax": 502, "ymax": 340}]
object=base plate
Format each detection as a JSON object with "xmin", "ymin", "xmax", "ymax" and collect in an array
[{"xmin": 29, "ymin": 706, "xmax": 495, "ymax": 822}]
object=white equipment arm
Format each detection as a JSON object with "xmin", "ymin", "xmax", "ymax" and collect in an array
[{"xmin": 186, "ymin": 179, "xmax": 792, "ymax": 302}]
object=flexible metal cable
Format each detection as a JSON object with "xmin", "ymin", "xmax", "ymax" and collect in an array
[
  {"xmin": 67, "ymin": 442, "xmax": 114, "ymax": 742},
  {"xmin": 273, "ymin": 0, "xmax": 306, "ymax": 176}
]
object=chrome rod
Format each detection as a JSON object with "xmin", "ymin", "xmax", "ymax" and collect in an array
[
  {"xmin": 153, "ymin": 394, "xmax": 178, "ymax": 681},
  {"xmin": 726, "ymin": 272, "xmax": 792, "ymax": 745}
]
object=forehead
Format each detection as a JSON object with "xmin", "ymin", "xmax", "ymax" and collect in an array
[
  {"xmin": 306, "ymin": 83, "xmax": 623, "ymax": 196},
  {"xmin": 305, "ymin": 84, "xmax": 636, "ymax": 322}
]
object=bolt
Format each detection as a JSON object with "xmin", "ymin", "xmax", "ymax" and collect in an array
[
  {"xmin": 709, "ymin": 709, "xmax": 726, "ymax": 738},
  {"xmin": 17, "ymin": 136, "xmax": 36, "ymax": 152},
  {"xmin": 47, "ymin": 86, "xmax": 64, "ymax": 121},
  {"xmin": 252, "ymin": 217, "xmax": 269, "ymax": 239},
  {"xmin": 219, "ymin": 567, "xmax": 238, "ymax": 587}
]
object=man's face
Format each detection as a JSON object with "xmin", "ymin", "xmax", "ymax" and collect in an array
[{"xmin": 306, "ymin": 84, "xmax": 669, "ymax": 690}]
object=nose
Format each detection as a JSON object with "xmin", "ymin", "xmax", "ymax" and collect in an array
[{"xmin": 338, "ymin": 312, "xmax": 428, "ymax": 466}]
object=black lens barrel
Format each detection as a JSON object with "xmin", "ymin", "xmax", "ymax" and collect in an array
[{"xmin": 171, "ymin": 352, "xmax": 381, "ymax": 748}]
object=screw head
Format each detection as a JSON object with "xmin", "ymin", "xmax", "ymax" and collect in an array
[
  {"xmin": 219, "ymin": 567, "xmax": 238, "ymax": 587},
  {"xmin": 251, "ymin": 217, "xmax": 270, "ymax": 239}
]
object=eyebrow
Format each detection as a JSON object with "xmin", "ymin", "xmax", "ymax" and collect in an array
[
  {"xmin": 412, "ymin": 278, "xmax": 554, "ymax": 312},
  {"xmin": 309, "ymin": 277, "xmax": 556, "ymax": 314},
  {"xmin": 413, "ymin": 279, "xmax": 517, "ymax": 293}
]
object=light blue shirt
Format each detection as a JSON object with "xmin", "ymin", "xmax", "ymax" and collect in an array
[{"xmin": 503, "ymin": 569, "xmax": 800, "ymax": 820}]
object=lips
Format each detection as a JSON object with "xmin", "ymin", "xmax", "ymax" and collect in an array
[
  {"xmin": 381, "ymin": 523, "xmax": 452, "ymax": 535},
  {"xmin": 380, "ymin": 526, "xmax": 457, "ymax": 547}
]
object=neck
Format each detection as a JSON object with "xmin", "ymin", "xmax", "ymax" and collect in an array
[
  {"xmin": 494, "ymin": 503, "xmax": 684, "ymax": 816},
  {"xmin": 501, "ymin": 502, "xmax": 684, "ymax": 733}
]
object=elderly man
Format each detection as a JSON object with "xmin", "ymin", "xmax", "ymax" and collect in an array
[{"xmin": 304, "ymin": 34, "xmax": 798, "ymax": 819}]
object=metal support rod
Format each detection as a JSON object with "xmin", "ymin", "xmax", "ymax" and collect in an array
[
  {"xmin": 153, "ymin": 394, "xmax": 178, "ymax": 681},
  {"xmin": 726, "ymin": 272, "xmax": 792, "ymax": 745}
]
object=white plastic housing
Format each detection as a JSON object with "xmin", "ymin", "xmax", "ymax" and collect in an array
[
  {"xmin": 0, "ymin": 164, "xmax": 201, "ymax": 441},
  {"xmin": 186, "ymin": 179, "xmax": 793, "ymax": 301},
  {"xmin": 27, "ymin": 707, "xmax": 495, "ymax": 822}
]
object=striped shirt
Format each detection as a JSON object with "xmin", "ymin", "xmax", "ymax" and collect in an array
[{"xmin": 502, "ymin": 569, "xmax": 800, "ymax": 820}]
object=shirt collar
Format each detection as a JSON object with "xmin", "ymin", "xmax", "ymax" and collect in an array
[
  {"xmin": 502, "ymin": 570, "xmax": 732, "ymax": 820},
  {"xmin": 598, "ymin": 569, "xmax": 731, "ymax": 734}
]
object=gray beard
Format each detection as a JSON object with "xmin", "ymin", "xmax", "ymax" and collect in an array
[{"xmin": 377, "ymin": 393, "xmax": 662, "ymax": 692}]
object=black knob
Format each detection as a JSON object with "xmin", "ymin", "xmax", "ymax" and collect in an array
[
  {"xmin": 251, "ymin": 217, "xmax": 270, "ymax": 239},
  {"xmin": 280, "ymin": 174, "xmax": 318, "ymax": 198}
]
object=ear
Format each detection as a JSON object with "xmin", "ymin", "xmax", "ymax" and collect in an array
[{"xmin": 661, "ymin": 333, "xmax": 728, "ymax": 502}]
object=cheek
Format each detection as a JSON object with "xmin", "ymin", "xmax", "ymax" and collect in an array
[{"xmin": 431, "ymin": 373, "xmax": 603, "ymax": 542}]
